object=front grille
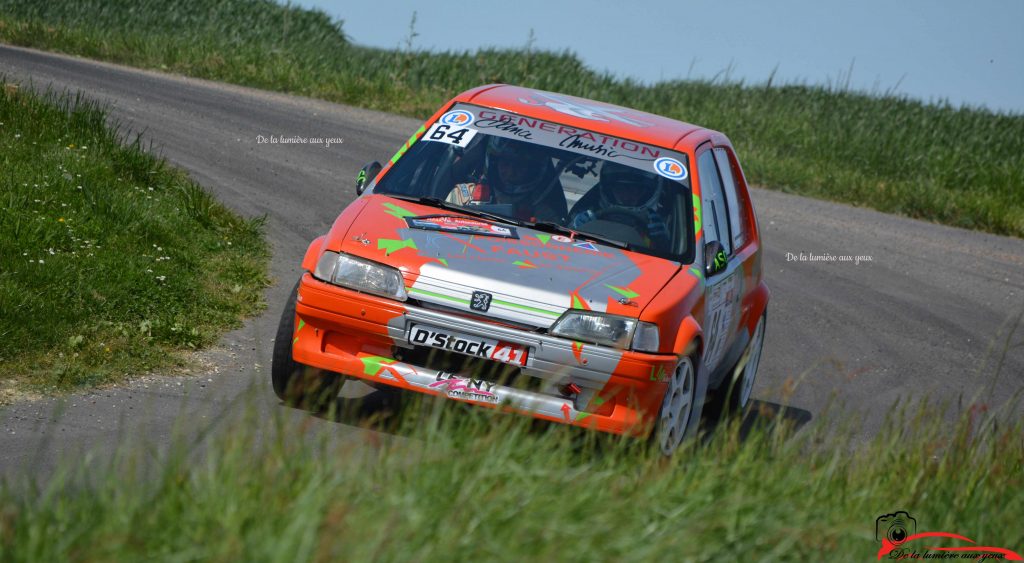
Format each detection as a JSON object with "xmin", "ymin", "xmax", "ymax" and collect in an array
[{"xmin": 407, "ymin": 297, "xmax": 544, "ymax": 332}]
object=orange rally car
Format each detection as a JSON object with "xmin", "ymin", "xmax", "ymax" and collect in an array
[{"xmin": 272, "ymin": 85, "xmax": 769, "ymax": 455}]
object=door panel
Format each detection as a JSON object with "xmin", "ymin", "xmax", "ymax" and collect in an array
[{"xmin": 698, "ymin": 146, "xmax": 742, "ymax": 371}]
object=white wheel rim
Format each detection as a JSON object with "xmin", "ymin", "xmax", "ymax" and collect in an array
[
  {"xmin": 738, "ymin": 317, "xmax": 765, "ymax": 408},
  {"xmin": 658, "ymin": 358, "xmax": 694, "ymax": 456}
]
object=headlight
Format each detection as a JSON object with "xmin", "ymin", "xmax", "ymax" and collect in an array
[
  {"xmin": 313, "ymin": 251, "xmax": 408, "ymax": 301},
  {"xmin": 550, "ymin": 311, "xmax": 659, "ymax": 351}
]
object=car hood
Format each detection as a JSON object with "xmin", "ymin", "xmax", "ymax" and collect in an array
[{"xmin": 326, "ymin": 195, "xmax": 682, "ymax": 328}]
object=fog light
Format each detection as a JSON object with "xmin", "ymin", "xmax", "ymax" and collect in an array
[{"xmin": 559, "ymin": 382, "xmax": 582, "ymax": 397}]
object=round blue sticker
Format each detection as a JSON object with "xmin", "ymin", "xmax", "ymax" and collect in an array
[
  {"xmin": 653, "ymin": 157, "xmax": 688, "ymax": 181},
  {"xmin": 439, "ymin": 110, "xmax": 474, "ymax": 127}
]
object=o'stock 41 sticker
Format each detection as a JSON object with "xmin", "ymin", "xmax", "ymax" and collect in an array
[
  {"xmin": 653, "ymin": 157, "xmax": 688, "ymax": 181},
  {"xmin": 439, "ymin": 110, "xmax": 474, "ymax": 127}
]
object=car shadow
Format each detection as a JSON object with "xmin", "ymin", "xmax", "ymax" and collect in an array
[
  {"xmin": 309, "ymin": 386, "xmax": 409, "ymax": 433},
  {"xmin": 702, "ymin": 399, "xmax": 813, "ymax": 441}
]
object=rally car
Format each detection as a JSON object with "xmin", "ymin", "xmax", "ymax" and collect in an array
[{"xmin": 272, "ymin": 85, "xmax": 769, "ymax": 455}]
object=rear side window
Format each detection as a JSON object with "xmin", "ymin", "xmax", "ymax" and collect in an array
[
  {"xmin": 713, "ymin": 147, "xmax": 748, "ymax": 250},
  {"xmin": 697, "ymin": 149, "xmax": 732, "ymax": 255}
]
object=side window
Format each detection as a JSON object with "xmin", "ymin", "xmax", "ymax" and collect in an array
[
  {"xmin": 713, "ymin": 147, "xmax": 748, "ymax": 250},
  {"xmin": 697, "ymin": 149, "xmax": 732, "ymax": 256}
]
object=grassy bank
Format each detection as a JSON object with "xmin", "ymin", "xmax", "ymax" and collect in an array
[
  {"xmin": 0, "ymin": 83, "xmax": 268, "ymax": 394},
  {"xmin": 1, "ymin": 0, "xmax": 1022, "ymax": 237},
  {"xmin": 1, "ymin": 396, "xmax": 1020, "ymax": 561}
]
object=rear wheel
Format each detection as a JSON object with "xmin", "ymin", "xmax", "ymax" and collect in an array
[
  {"xmin": 707, "ymin": 313, "xmax": 766, "ymax": 419},
  {"xmin": 736, "ymin": 315, "xmax": 766, "ymax": 410},
  {"xmin": 271, "ymin": 278, "xmax": 345, "ymax": 411}
]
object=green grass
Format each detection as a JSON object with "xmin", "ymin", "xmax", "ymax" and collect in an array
[
  {"xmin": 1, "ymin": 0, "xmax": 1022, "ymax": 237},
  {"xmin": 0, "ymin": 83, "xmax": 269, "ymax": 394},
  {"xmin": 0, "ymin": 395, "xmax": 1020, "ymax": 561}
]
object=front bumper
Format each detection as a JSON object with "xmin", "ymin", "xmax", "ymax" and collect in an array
[{"xmin": 291, "ymin": 273, "xmax": 678, "ymax": 436}]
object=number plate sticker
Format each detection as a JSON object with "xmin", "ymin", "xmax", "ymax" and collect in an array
[
  {"xmin": 409, "ymin": 325, "xmax": 528, "ymax": 367},
  {"xmin": 423, "ymin": 123, "xmax": 478, "ymax": 147}
]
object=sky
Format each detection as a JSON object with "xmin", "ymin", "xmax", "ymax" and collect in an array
[{"xmin": 295, "ymin": 0, "xmax": 1023, "ymax": 115}]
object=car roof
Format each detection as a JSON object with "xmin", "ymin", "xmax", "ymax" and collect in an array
[{"xmin": 455, "ymin": 84, "xmax": 718, "ymax": 152}]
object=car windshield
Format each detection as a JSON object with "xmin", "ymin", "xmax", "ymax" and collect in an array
[{"xmin": 373, "ymin": 103, "xmax": 694, "ymax": 263}]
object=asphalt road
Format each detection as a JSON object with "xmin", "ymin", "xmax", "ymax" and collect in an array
[{"xmin": 1, "ymin": 45, "xmax": 1022, "ymax": 477}]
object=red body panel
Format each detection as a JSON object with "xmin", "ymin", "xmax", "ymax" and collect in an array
[{"xmin": 289, "ymin": 84, "xmax": 769, "ymax": 437}]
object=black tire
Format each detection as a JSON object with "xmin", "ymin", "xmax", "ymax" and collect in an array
[
  {"xmin": 706, "ymin": 313, "xmax": 767, "ymax": 421},
  {"xmin": 271, "ymin": 278, "xmax": 345, "ymax": 411}
]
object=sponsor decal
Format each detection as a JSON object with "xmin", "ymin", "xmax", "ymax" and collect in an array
[
  {"xmin": 406, "ymin": 215, "xmax": 518, "ymax": 238},
  {"xmin": 473, "ymin": 116, "xmax": 533, "ymax": 139},
  {"xmin": 439, "ymin": 109, "xmax": 474, "ymax": 127},
  {"xmin": 473, "ymin": 108, "xmax": 664, "ymax": 160},
  {"xmin": 653, "ymin": 157, "xmax": 688, "ymax": 181},
  {"xmin": 429, "ymin": 372, "xmax": 500, "ymax": 404},
  {"xmin": 648, "ymin": 365, "xmax": 667, "ymax": 382},
  {"xmin": 492, "ymin": 245, "xmax": 576, "ymax": 262},
  {"xmin": 552, "ymin": 234, "xmax": 572, "ymax": 243},
  {"xmin": 558, "ymin": 133, "xmax": 654, "ymax": 162},
  {"xmin": 516, "ymin": 91, "xmax": 652, "ymax": 127},
  {"xmin": 409, "ymin": 325, "xmax": 529, "ymax": 367},
  {"xmin": 714, "ymin": 249, "xmax": 728, "ymax": 271},
  {"xmin": 874, "ymin": 510, "xmax": 1021, "ymax": 560},
  {"xmin": 411, "ymin": 327, "xmax": 494, "ymax": 357},
  {"xmin": 573, "ymin": 241, "xmax": 598, "ymax": 252}
]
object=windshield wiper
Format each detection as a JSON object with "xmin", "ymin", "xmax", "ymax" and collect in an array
[
  {"xmin": 382, "ymin": 194, "xmax": 524, "ymax": 226},
  {"xmin": 525, "ymin": 220, "xmax": 631, "ymax": 251}
]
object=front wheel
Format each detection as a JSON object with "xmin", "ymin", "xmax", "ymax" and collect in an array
[
  {"xmin": 654, "ymin": 356, "xmax": 700, "ymax": 456},
  {"xmin": 271, "ymin": 278, "xmax": 345, "ymax": 411}
]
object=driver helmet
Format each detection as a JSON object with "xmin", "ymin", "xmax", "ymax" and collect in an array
[
  {"xmin": 485, "ymin": 138, "xmax": 551, "ymax": 202},
  {"xmin": 598, "ymin": 161, "xmax": 662, "ymax": 211}
]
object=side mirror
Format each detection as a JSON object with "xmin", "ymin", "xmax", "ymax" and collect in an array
[
  {"xmin": 355, "ymin": 161, "xmax": 382, "ymax": 195},
  {"xmin": 704, "ymin": 241, "xmax": 728, "ymax": 277}
]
